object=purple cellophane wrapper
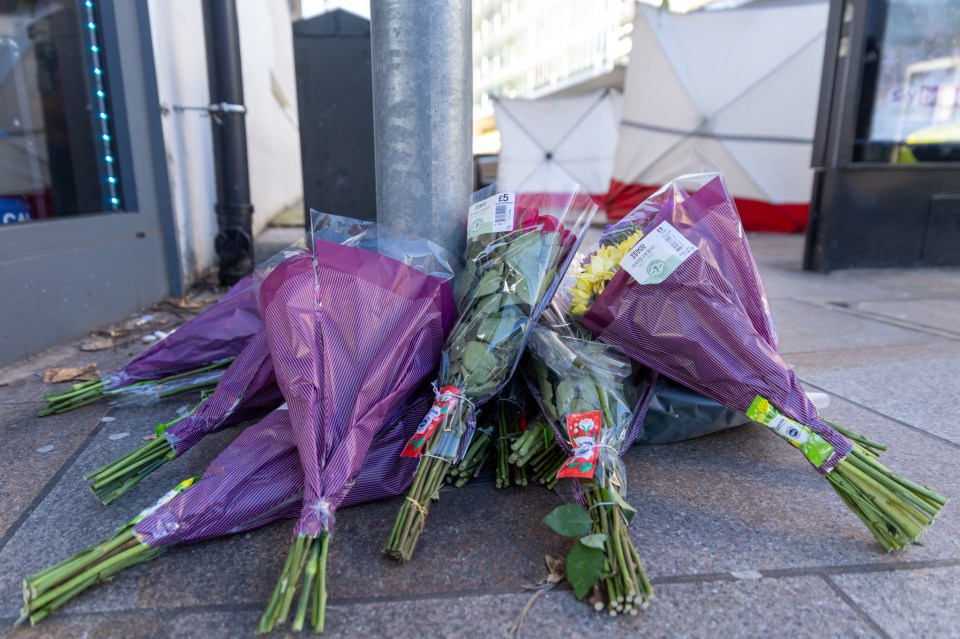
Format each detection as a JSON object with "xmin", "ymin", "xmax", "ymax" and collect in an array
[
  {"xmin": 134, "ymin": 394, "xmax": 430, "ymax": 547},
  {"xmin": 112, "ymin": 275, "xmax": 261, "ymax": 388},
  {"xmin": 164, "ymin": 329, "xmax": 284, "ymax": 455},
  {"xmin": 579, "ymin": 176, "xmax": 851, "ymax": 470},
  {"xmin": 259, "ymin": 242, "xmax": 456, "ymax": 536}
]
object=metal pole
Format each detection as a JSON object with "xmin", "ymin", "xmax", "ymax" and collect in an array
[
  {"xmin": 370, "ymin": 0, "xmax": 472, "ymax": 259},
  {"xmin": 202, "ymin": 0, "xmax": 254, "ymax": 285}
]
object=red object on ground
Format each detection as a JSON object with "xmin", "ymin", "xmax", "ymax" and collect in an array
[{"xmin": 605, "ymin": 179, "xmax": 809, "ymax": 233}]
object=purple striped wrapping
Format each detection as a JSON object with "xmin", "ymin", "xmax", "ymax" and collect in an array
[
  {"xmin": 578, "ymin": 176, "xmax": 851, "ymax": 471},
  {"xmin": 135, "ymin": 394, "xmax": 431, "ymax": 547},
  {"xmin": 164, "ymin": 329, "xmax": 284, "ymax": 455},
  {"xmin": 110, "ymin": 275, "xmax": 261, "ymax": 389},
  {"xmin": 259, "ymin": 242, "xmax": 456, "ymax": 536}
]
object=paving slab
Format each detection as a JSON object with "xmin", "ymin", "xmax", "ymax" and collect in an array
[
  {"xmin": 0, "ymin": 402, "xmax": 107, "ymax": 541},
  {"xmin": 768, "ymin": 299, "xmax": 938, "ymax": 355},
  {"xmin": 621, "ymin": 396, "xmax": 959, "ymax": 578},
  {"xmin": 790, "ymin": 344, "xmax": 960, "ymax": 446},
  {"xmin": 3, "ymin": 574, "xmax": 879, "ymax": 639},
  {"xmin": 0, "ymin": 396, "xmax": 242, "ymax": 620},
  {"xmin": 853, "ymin": 299, "xmax": 960, "ymax": 337},
  {"xmin": 830, "ymin": 566, "xmax": 960, "ymax": 639}
]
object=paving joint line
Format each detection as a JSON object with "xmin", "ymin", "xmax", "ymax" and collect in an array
[
  {"xmin": 10, "ymin": 559, "xmax": 957, "ymax": 624},
  {"xmin": 0, "ymin": 406, "xmax": 110, "ymax": 553},
  {"xmin": 787, "ymin": 297, "xmax": 960, "ymax": 342},
  {"xmin": 820, "ymin": 574, "xmax": 893, "ymax": 639},
  {"xmin": 797, "ymin": 379, "xmax": 960, "ymax": 452}
]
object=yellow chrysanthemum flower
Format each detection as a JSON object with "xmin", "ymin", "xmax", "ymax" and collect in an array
[{"xmin": 568, "ymin": 229, "xmax": 644, "ymax": 316}]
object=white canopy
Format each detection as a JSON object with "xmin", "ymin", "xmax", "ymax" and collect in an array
[
  {"xmin": 494, "ymin": 89, "xmax": 622, "ymax": 194},
  {"xmin": 610, "ymin": 0, "xmax": 829, "ymax": 229}
]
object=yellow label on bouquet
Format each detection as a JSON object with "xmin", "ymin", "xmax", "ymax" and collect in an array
[{"xmin": 746, "ymin": 396, "xmax": 834, "ymax": 468}]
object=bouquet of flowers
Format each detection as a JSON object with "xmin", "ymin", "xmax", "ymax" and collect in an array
[
  {"xmin": 522, "ymin": 315, "xmax": 657, "ymax": 613},
  {"xmin": 256, "ymin": 213, "xmax": 458, "ymax": 633},
  {"xmin": 20, "ymin": 397, "xmax": 430, "ymax": 627},
  {"xmin": 385, "ymin": 185, "xmax": 596, "ymax": 561},
  {"xmin": 564, "ymin": 171, "xmax": 946, "ymax": 551},
  {"xmin": 40, "ymin": 275, "xmax": 260, "ymax": 415},
  {"xmin": 84, "ymin": 329, "xmax": 283, "ymax": 504}
]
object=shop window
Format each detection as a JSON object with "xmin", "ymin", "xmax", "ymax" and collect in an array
[{"xmin": 854, "ymin": 0, "xmax": 960, "ymax": 164}]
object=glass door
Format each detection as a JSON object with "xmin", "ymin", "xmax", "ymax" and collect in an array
[{"xmin": 0, "ymin": 0, "xmax": 179, "ymax": 366}]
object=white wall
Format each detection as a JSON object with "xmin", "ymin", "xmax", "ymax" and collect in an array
[
  {"xmin": 237, "ymin": 1, "xmax": 303, "ymax": 237},
  {"xmin": 148, "ymin": 0, "xmax": 303, "ymax": 288}
]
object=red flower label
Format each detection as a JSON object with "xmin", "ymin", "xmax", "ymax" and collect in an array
[
  {"xmin": 557, "ymin": 410, "xmax": 602, "ymax": 479},
  {"xmin": 401, "ymin": 386, "xmax": 462, "ymax": 458}
]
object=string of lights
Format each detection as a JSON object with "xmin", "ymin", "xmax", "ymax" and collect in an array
[{"xmin": 82, "ymin": 0, "xmax": 120, "ymax": 210}]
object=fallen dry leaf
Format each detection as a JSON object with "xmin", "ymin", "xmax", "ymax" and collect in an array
[
  {"xmin": 79, "ymin": 336, "xmax": 114, "ymax": 352},
  {"xmin": 43, "ymin": 363, "xmax": 101, "ymax": 383}
]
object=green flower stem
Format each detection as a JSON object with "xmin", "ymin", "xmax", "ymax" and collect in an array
[
  {"xmin": 42, "ymin": 380, "xmax": 105, "ymax": 405},
  {"xmin": 822, "ymin": 442, "xmax": 946, "ymax": 551},
  {"xmin": 42, "ymin": 379, "xmax": 100, "ymax": 402},
  {"xmin": 260, "ymin": 534, "xmax": 330, "ymax": 634},
  {"xmin": 85, "ymin": 438, "xmax": 178, "ymax": 506},
  {"xmin": 823, "ymin": 419, "xmax": 887, "ymax": 456},
  {"xmin": 39, "ymin": 359, "xmax": 233, "ymax": 417},
  {"xmin": 20, "ymin": 529, "xmax": 160, "ymax": 626},
  {"xmin": 384, "ymin": 453, "xmax": 450, "ymax": 562},
  {"xmin": 583, "ymin": 482, "xmax": 652, "ymax": 614}
]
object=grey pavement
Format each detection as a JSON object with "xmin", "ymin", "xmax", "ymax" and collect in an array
[{"xmin": 0, "ymin": 233, "xmax": 958, "ymax": 638}]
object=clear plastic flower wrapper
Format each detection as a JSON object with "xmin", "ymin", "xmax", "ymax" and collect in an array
[
  {"xmin": 522, "ymin": 313, "xmax": 657, "ymax": 613},
  {"xmin": 256, "ymin": 212, "xmax": 458, "ymax": 633},
  {"xmin": 385, "ymin": 183, "xmax": 597, "ymax": 562},
  {"xmin": 19, "ymin": 395, "xmax": 431, "ymax": 628},
  {"xmin": 39, "ymin": 275, "xmax": 260, "ymax": 416},
  {"xmin": 563, "ymin": 169, "xmax": 946, "ymax": 551},
  {"xmin": 84, "ymin": 329, "xmax": 284, "ymax": 505}
]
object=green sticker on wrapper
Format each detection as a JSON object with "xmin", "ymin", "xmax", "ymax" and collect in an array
[{"xmin": 746, "ymin": 396, "xmax": 834, "ymax": 468}]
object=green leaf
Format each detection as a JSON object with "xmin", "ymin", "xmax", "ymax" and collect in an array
[
  {"xmin": 474, "ymin": 268, "xmax": 503, "ymax": 298},
  {"xmin": 566, "ymin": 542, "xmax": 606, "ymax": 599},
  {"xmin": 543, "ymin": 504, "xmax": 592, "ymax": 538},
  {"xmin": 462, "ymin": 341, "xmax": 491, "ymax": 375},
  {"xmin": 579, "ymin": 533, "xmax": 607, "ymax": 549},
  {"xmin": 609, "ymin": 489, "xmax": 638, "ymax": 523}
]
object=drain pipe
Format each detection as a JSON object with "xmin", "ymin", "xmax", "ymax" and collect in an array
[{"xmin": 202, "ymin": 0, "xmax": 254, "ymax": 285}]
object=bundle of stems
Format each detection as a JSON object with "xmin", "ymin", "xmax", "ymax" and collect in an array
[
  {"xmin": 579, "ymin": 472, "xmax": 654, "ymax": 616},
  {"xmin": 83, "ymin": 332, "xmax": 282, "ymax": 505},
  {"xmin": 39, "ymin": 360, "xmax": 230, "ymax": 416},
  {"xmin": 826, "ymin": 444, "xmax": 946, "ymax": 551},
  {"xmin": 20, "ymin": 527, "xmax": 160, "ymax": 626},
  {"xmin": 445, "ymin": 427, "xmax": 492, "ymax": 487},
  {"xmin": 83, "ymin": 410, "xmax": 190, "ymax": 504}
]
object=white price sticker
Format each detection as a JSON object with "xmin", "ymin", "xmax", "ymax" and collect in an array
[
  {"xmin": 468, "ymin": 192, "xmax": 515, "ymax": 238},
  {"xmin": 619, "ymin": 222, "xmax": 697, "ymax": 284}
]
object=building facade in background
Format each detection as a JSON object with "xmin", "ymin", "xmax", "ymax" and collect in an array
[
  {"xmin": 472, "ymin": 0, "xmax": 635, "ymax": 152},
  {"xmin": 0, "ymin": 0, "xmax": 303, "ymax": 367}
]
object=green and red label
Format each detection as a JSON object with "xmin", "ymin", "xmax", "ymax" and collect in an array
[
  {"xmin": 401, "ymin": 386, "xmax": 461, "ymax": 458},
  {"xmin": 558, "ymin": 410, "xmax": 602, "ymax": 479}
]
